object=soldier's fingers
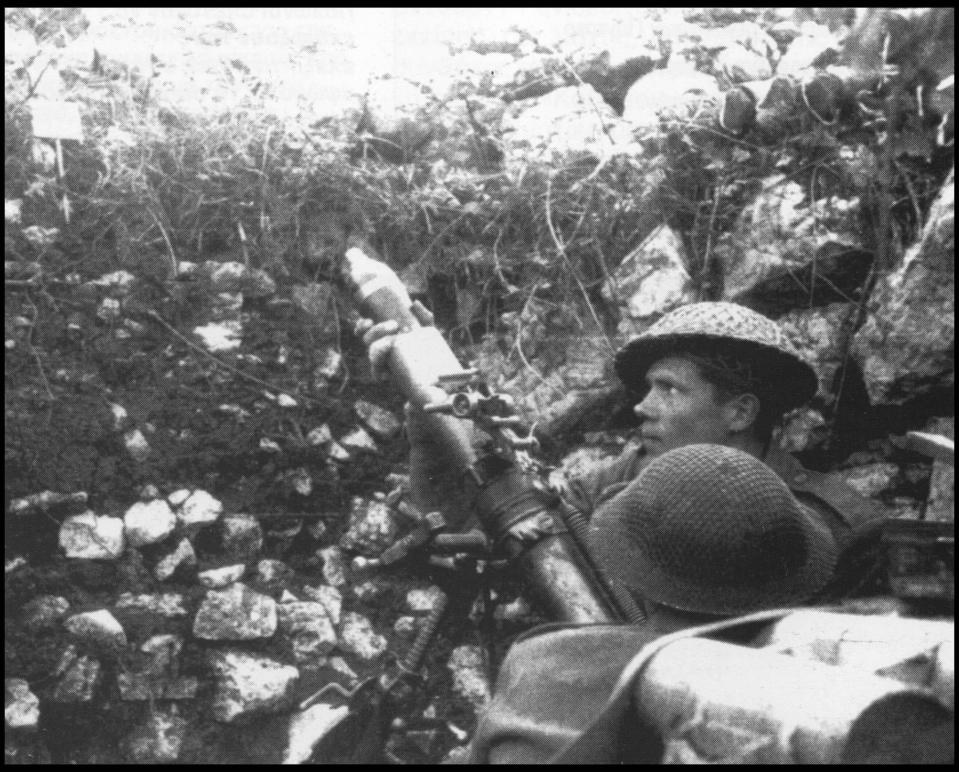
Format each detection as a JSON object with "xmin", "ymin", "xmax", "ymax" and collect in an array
[
  {"xmin": 362, "ymin": 319, "xmax": 399, "ymax": 348},
  {"xmin": 354, "ymin": 317, "xmax": 374, "ymax": 338},
  {"xmin": 411, "ymin": 300, "xmax": 435, "ymax": 327}
]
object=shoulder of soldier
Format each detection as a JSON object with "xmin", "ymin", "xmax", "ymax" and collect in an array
[
  {"xmin": 763, "ymin": 446, "xmax": 889, "ymax": 536},
  {"xmin": 557, "ymin": 440, "xmax": 649, "ymax": 517}
]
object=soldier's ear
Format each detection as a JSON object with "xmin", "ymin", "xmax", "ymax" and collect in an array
[{"xmin": 726, "ymin": 392, "xmax": 761, "ymax": 433}]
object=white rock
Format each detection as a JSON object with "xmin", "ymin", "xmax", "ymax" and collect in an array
[
  {"xmin": 124, "ymin": 428, "xmax": 151, "ymax": 462},
  {"xmin": 338, "ymin": 427, "xmax": 379, "ymax": 454},
  {"xmin": 154, "ymin": 539, "xmax": 196, "ymax": 581},
  {"xmin": 125, "ymin": 705, "xmax": 187, "ymax": 763},
  {"xmin": 326, "ymin": 440, "xmax": 351, "ymax": 461},
  {"xmin": 52, "ymin": 656, "xmax": 101, "ymax": 703},
  {"xmin": 64, "ymin": 609, "xmax": 128, "ymax": 652},
  {"xmin": 5, "ymin": 198, "xmax": 23, "ymax": 225},
  {"xmin": 193, "ymin": 584, "xmax": 277, "ymax": 640},
  {"xmin": 193, "ymin": 321, "xmax": 243, "ymax": 352},
  {"xmin": 60, "ymin": 512, "xmax": 126, "ymax": 560},
  {"xmin": 622, "ymin": 58, "xmax": 718, "ymax": 129},
  {"xmin": 90, "ymin": 270, "xmax": 137, "ymax": 294},
  {"xmin": 260, "ymin": 437, "xmax": 282, "ymax": 453},
  {"xmin": 5, "ymin": 679, "xmax": 40, "ymax": 730},
  {"xmin": 210, "ymin": 261, "xmax": 248, "ymax": 292},
  {"xmin": 197, "ymin": 564, "xmax": 245, "ymax": 588},
  {"xmin": 22, "ymin": 595, "xmax": 70, "ymax": 632},
  {"xmin": 278, "ymin": 602, "xmax": 338, "ymax": 662},
  {"xmin": 124, "ymin": 500, "xmax": 177, "ymax": 547},
  {"xmin": 447, "ymin": 645, "xmax": 491, "ymax": 709},
  {"xmin": 279, "ymin": 590, "xmax": 298, "ymax": 604},
  {"xmin": 209, "ymin": 649, "xmax": 299, "ymax": 723},
  {"xmin": 221, "ymin": 514, "xmax": 263, "ymax": 558},
  {"xmin": 277, "ymin": 393, "xmax": 298, "ymax": 408},
  {"xmin": 179, "ymin": 490, "xmax": 222, "ymax": 530},
  {"xmin": 353, "ymin": 400, "xmax": 402, "ymax": 440},
  {"xmin": 109, "ymin": 402, "xmax": 129, "ymax": 431},
  {"xmin": 843, "ymin": 463, "xmax": 900, "ymax": 499},
  {"xmin": 285, "ymin": 704, "xmax": 350, "ymax": 764},
  {"xmin": 394, "ymin": 616, "xmax": 419, "ymax": 639},
  {"xmin": 114, "ymin": 593, "xmax": 188, "ymax": 617},
  {"xmin": 167, "ymin": 489, "xmax": 191, "ymax": 508},
  {"xmin": 406, "ymin": 586, "xmax": 445, "ymax": 613},
  {"xmin": 257, "ymin": 559, "xmax": 291, "ymax": 583},
  {"xmin": 339, "ymin": 612, "xmax": 387, "ymax": 662},
  {"xmin": 339, "ymin": 496, "xmax": 399, "ymax": 556},
  {"xmin": 301, "ymin": 585, "xmax": 343, "ymax": 626},
  {"xmin": 307, "ymin": 425, "xmax": 332, "ymax": 445},
  {"xmin": 317, "ymin": 546, "xmax": 348, "ymax": 587}
]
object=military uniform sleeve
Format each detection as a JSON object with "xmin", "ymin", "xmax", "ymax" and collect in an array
[{"xmin": 558, "ymin": 442, "xmax": 649, "ymax": 519}]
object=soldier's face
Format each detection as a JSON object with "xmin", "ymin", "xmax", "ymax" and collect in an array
[{"xmin": 633, "ymin": 356, "xmax": 737, "ymax": 458}]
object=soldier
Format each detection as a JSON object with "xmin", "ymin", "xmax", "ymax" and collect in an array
[{"xmin": 358, "ymin": 299, "xmax": 889, "ymax": 762}]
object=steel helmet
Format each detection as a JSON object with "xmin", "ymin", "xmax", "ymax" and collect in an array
[{"xmin": 588, "ymin": 444, "xmax": 838, "ymax": 615}]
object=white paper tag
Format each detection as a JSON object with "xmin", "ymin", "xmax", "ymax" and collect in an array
[{"xmin": 30, "ymin": 99, "xmax": 84, "ymax": 141}]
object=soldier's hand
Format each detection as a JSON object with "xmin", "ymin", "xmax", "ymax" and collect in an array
[{"xmin": 354, "ymin": 301, "xmax": 435, "ymax": 381}]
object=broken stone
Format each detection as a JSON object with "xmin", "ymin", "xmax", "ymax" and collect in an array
[
  {"xmin": 60, "ymin": 512, "xmax": 126, "ymax": 560},
  {"xmin": 778, "ymin": 303, "xmax": 856, "ymax": 402},
  {"xmin": 285, "ymin": 467, "xmax": 313, "ymax": 496},
  {"xmin": 64, "ymin": 609, "xmax": 127, "ymax": 654},
  {"xmin": 842, "ymin": 463, "xmax": 900, "ymax": 499},
  {"xmin": 124, "ymin": 428, "xmax": 151, "ymax": 462},
  {"xmin": 279, "ymin": 590, "xmax": 298, "ymax": 604},
  {"xmin": 179, "ymin": 490, "xmax": 223, "ymax": 530},
  {"xmin": 5, "ymin": 679, "xmax": 40, "ymax": 731},
  {"xmin": 198, "ymin": 563, "xmax": 246, "ymax": 588},
  {"xmin": 317, "ymin": 546, "xmax": 348, "ymax": 588},
  {"xmin": 209, "ymin": 649, "xmax": 299, "ymax": 723},
  {"xmin": 21, "ymin": 595, "xmax": 70, "ymax": 633},
  {"xmin": 354, "ymin": 400, "xmax": 402, "ymax": 440},
  {"xmin": 338, "ymin": 427, "xmax": 379, "ymax": 454},
  {"xmin": 193, "ymin": 583, "xmax": 277, "ymax": 640},
  {"xmin": 353, "ymin": 580, "xmax": 387, "ymax": 601},
  {"xmin": 307, "ymin": 520, "xmax": 328, "ymax": 540},
  {"xmin": 284, "ymin": 703, "xmax": 351, "ymax": 764},
  {"xmin": 339, "ymin": 496, "xmax": 399, "ymax": 556},
  {"xmin": 307, "ymin": 424, "xmax": 332, "ymax": 445},
  {"xmin": 154, "ymin": 538, "xmax": 196, "ymax": 581},
  {"xmin": 194, "ymin": 320, "xmax": 243, "ymax": 352},
  {"xmin": 602, "ymin": 224, "xmax": 695, "ymax": 337},
  {"xmin": 777, "ymin": 408, "xmax": 829, "ymax": 454},
  {"xmin": 124, "ymin": 499, "xmax": 177, "ymax": 547},
  {"xmin": 406, "ymin": 586, "xmax": 444, "ymax": 613},
  {"xmin": 326, "ymin": 440, "xmax": 351, "ymax": 462},
  {"xmin": 117, "ymin": 673, "xmax": 198, "ymax": 701},
  {"xmin": 301, "ymin": 585, "xmax": 342, "ymax": 626},
  {"xmin": 447, "ymin": 645, "xmax": 491, "ymax": 709},
  {"xmin": 339, "ymin": 612, "xmax": 387, "ymax": 662},
  {"xmin": 852, "ymin": 169, "xmax": 954, "ymax": 404},
  {"xmin": 278, "ymin": 602, "xmax": 338, "ymax": 663},
  {"xmin": 167, "ymin": 488, "xmax": 191, "ymax": 508},
  {"xmin": 140, "ymin": 634, "xmax": 183, "ymax": 674},
  {"xmin": 139, "ymin": 483, "xmax": 161, "ymax": 501},
  {"xmin": 114, "ymin": 592, "xmax": 189, "ymax": 618},
  {"xmin": 221, "ymin": 514, "xmax": 263, "ymax": 558},
  {"xmin": 257, "ymin": 559, "xmax": 293, "ymax": 584},
  {"xmin": 8, "ymin": 490, "xmax": 88, "ymax": 517},
  {"xmin": 52, "ymin": 656, "xmax": 101, "ymax": 703},
  {"xmin": 124, "ymin": 705, "xmax": 188, "ymax": 763}
]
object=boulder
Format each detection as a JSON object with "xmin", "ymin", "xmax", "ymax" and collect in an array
[
  {"xmin": 602, "ymin": 224, "xmax": 696, "ymax": 337},
  {"xmin": 59, "ymin": 512, "xmax": 126, "ymax": 560},
  {"xmin": 339, "ymin": 496, "xmax": 399, "ymax": 556},
  {"xmin": 221, "ymin": 514, "xmax": 263, "ymax": 559},
  {"xmin": 852, "ymin": 170, "xmax": 954, "ymax": 404},
  {"xmin": 124, "ymin": 705, "xmax": 187, "ymax": 763},
  {"xmin": 209, "ymin": 650, "xmax": 299, "ymax": 723},
  {"xmin": 21, "ymin": 595, "xmax": 70, "ymax": 633},
  {"xmin": 198, "ymin": 564, "xmax": 245, "ymax": 589},
  {"xmin": 153, "ymin": 538, "xmax": 196, "ymax": 581},
  {"xmin": 192, "ymin": 584, "xmax": 277, "ymax": 641},
  {"xmin": 64, "ymin": 609, "xmax": 127, "ymax": 653},
  {"xmin": 717, "ymin": 175, "xmax": 868, "ymax": 308},
  {"xmin": 317, "ymin": 546, "xmax": 348, "ymax": 588},
  {"xmin": 622, "ymin": 57, "xmax": 719, "ymax": 131},
  {"xmin": 177, "ymin": 490, "xmax": 223, "ymax": 530},
  {"xmin": 339, "ymin": 612, "xmax": 387, "ymax": 662},
  {"xmin": 114, "ymin": 592, "xmax": 189, "ymax": 618},
  {"xmin": 300, "ymin": 584, "xmax": 343, "ymax": 626},
  {"xmin": 5, "ymin": 679, "xmax": 40, "ymax": 731},
  {"xmin": 500, "ymin": 85, "xmax": 626, "ymax": 174},
  {"xmin": 447, "ymin": 645, "xmax": 491, "ymax": 709},
  {"xmin": 124, "ymin": 499, "xmax": 177, "ymax": 547},
  {"xmin": 52, "ymin": 655, "xmax": 101, "ymax": 704},
  {"xmin": 277, "ymin": 602, "xmax": 338, "ymax": 663},
  {"xmin": 777, "ymin": 303, "xmax": 856, "ymax": 403}
]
